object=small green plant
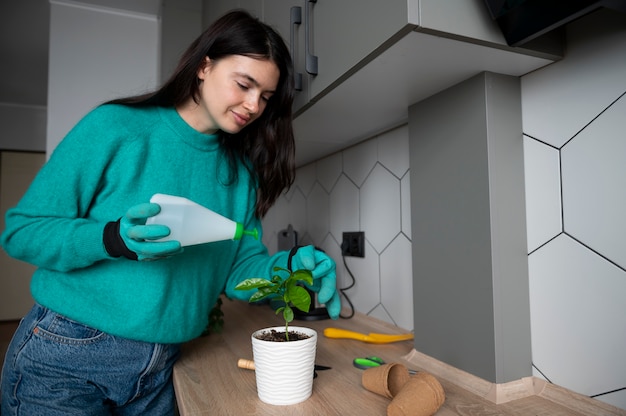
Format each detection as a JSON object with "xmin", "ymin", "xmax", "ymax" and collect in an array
[{"xmin": 235, "ymin": 266, "xmax": 313, "ymax": 341}]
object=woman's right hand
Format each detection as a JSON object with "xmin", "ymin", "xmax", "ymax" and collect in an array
[{"xmin": 103, "ymin": 203, "xmax": 182, "ymax": 261}]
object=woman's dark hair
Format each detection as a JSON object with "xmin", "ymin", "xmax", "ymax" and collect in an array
[{"xmin": 106, "ymin": 10, "xmax": 295, "ymax": 218}]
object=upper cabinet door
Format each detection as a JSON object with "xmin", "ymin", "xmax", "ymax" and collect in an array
[
  {"xmin": 306, "ymin": 0, "xmax": 409, "ymax": 99},
  {"xmin": 239, "ymin": 0, "xmax": 263, "ymax": 20},
  {"xmin": 263, "ymin": 0, "xmax": 309, "ymax": 112},
  {"xmin": 203, "ymin": 1, "xmax": 263, "ymax": 27}
]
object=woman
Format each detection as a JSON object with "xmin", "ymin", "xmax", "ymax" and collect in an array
[{"xmin": 0, "ymin": 10, "xmax": 340, "ymax": 415}]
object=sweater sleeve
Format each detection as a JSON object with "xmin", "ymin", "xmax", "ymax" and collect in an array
[
  {"xmin": 0, "ymin": 107, "xmax": 123, "ymax": 272},
  {"xmin": 223, "ymin": 240, "xmax": 290, "ymax": 301}
]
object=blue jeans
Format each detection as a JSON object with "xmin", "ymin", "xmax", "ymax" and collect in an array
[{"xmin": 1, "ymin": 304, "xmax": 181, "ymax": 415}]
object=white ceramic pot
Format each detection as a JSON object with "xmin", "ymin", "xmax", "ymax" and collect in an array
[{"xmin": 251, "ymin": 326, "xmax": 317, "ymax": 405}]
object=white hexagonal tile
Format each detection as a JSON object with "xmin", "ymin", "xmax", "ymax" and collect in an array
[
  {"xmin": 343, "ymin": 138, "xmax": 378, "ymax": 187},
  {"xmin": 368, "ymin": 304, "xmax": 394, "ymax": 325},
  {"xmin": 528, "ymin": 234, "xmax": 626, "ymax": 398},
  {"xmin": 264, "ymin": 195, "xmax": 291, "ymax": 252},
  {"xmin": 262, "ymin": 232, "xmax": 277, "ymax": 254},
  {"xmin": 316, "ymin": 152, "xmax": 342, "ymax": 193},
  {"xmin": 261, "ymin": 208, "xmax": 278, "ymax": 251},
  {"xmin": 561, "ymin": 95, "xmax": 626, "ymax": 269},
  {"xmin": 329, "ymin": 174, "xmax": 360, "ymax": 244},
  {"xmin": 523, "ymin": 135, "xmax": 562, "ymax": 253},
  {"xmin": 401, "ymin": 173, "xmax": 411, "ymax": 240},
  {"xmin": 297, "ymin": 232, "xmax": 314, "ymax": 247},
  {"xmin": 282, "ymin": 184, "xmax": 296, "ymax": 202},
  {"xmin": 361, "ymin": 164, "xmax": 401, "ymax": 253},
  {"xmin": 340, "ymin": 239, "xmax": 380, "ymax": 314},
  {"xmin": 521, "ymin": 11, "xmax": 626, "ymax": 147},
  {"xmin": 287, "ymin": 188, "xmax": 307, "ymax": 237},
  {"xmin": 294, "ymin": 162, "xmax": 316, "ymax": 197},
  {"xmin": 378, "ymin": 124, "xmax": 409, "ymax": 179},
  {"xmin": 380, "ymin": 235, "xmax": 414, "ymax": 331},
  {"xmin": 307, "ymin": 183, "xmax": 330, "ymax": 246},
  {"xmin": 598, "ymin": 390, "xmax": 626, "ymax": 411}
]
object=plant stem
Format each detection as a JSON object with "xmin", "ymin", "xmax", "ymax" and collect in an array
[{"xmin": 285, "ymin": 300, "xmax": 290, "ymax": 341}]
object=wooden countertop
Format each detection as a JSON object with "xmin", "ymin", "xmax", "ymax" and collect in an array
[
  {"xmin": 173, "ymin": 297, "xmax": 416, "ymax": 415},
  {"xmin": 173, "ymin": 298, "xmax": 626, "ymax": 416}
]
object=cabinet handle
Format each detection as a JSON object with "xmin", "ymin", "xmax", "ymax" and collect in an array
[
  {"xmin": 290, "ymin": 6, "xmax": 303, "ymax": 91},
  {"xmin": 305, "ymin": 0, "xmax": 318, "ymax": 75}
]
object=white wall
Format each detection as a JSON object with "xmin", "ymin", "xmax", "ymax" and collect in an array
[
  {"xmin": 47, "ymin": 1, "xmax": 160, "ymax": 154},
  {"xmin": 521, "ymin": 9, "xmax": 626, "ymax": 410},
  {"xmin": 262, "ymin": 8, "xmax": 626, "ymax": 410}
]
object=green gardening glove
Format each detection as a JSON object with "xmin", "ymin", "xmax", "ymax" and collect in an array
[
  {"xmin": 104, "ymin": 202, "xmax": 182, "ymax": 261},
  {"xmin": 288, "ymin": 245, "xmax": 341, "ymax": 319}
]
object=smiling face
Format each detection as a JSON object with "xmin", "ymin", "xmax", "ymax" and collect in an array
[{"xmin": 178, "ymin": 54, "xmax": 280, "ymax": 135}]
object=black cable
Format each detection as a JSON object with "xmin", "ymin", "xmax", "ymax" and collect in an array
[
  {"xmin": 534, "ymin": 362, "xmax": 626, "ymax": 400},
  {"xmin": 339, "ymin": 251, "xmax": 356, "ymax": 319},
  {"xmin": 590, "ymin": 386, "xmax": 626, "ymax": 398},
  {"xmin": 531, "ymin": 363, "xmax": 552, "ymax": 384}
]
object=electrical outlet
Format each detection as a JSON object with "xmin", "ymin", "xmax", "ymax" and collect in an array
[{"xmin": 341, "ymin": 231, "xmax": 365, "ymax": 257}]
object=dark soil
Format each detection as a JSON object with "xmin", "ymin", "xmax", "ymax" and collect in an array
[{"xmin": 254, "ymin": 329, "xmax": 311, "ymax": 342}]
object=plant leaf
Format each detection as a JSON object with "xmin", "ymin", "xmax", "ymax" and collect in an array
[
  {"xmin": 248, "ymin": 287, "xmax": 275, "ymax": 303},
  {"xmin": 288, "ymin": 285, "xmax": 311, "ymax": 312},
  {"xmin": 285, "ymin": 275, "xmax": 298, "ymax": 291},
  {"xmin": 234, "ymin": 278, "xmax": 273, "ymax": 291},
  {"xmin": 283, "ymin": 305, "xmax": 294, "ymax": 323},
  {"xmin": 292, "ymin": 269, "xmax": 314, "ymax": 286}
]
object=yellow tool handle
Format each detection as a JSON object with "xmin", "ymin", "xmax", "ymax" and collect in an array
[
  {"xmin": 237, "ymin": 358, "xmax": 255, "ymax": 370},
  {"xmin": 324, "ymin": 328, "xmax": 414, "ymax": 343},
  {"xmin": 324, "ymin": 328, "xmax": 372, "ymax": 342}
]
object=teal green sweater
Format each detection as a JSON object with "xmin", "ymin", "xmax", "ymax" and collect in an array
[{"xmin": 1, "ymin": 104, "xmax": 290, "ymax": 344}]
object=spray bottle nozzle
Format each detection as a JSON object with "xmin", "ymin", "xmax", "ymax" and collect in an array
[
  {"xmin": 234, "ymin": 223, "xmax": 259, "ymax": 240},
  {"xmin": 243, "ymin": 228, "xmax": 259, "ymax": 240}
]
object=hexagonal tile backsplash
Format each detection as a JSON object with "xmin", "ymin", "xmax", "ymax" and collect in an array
[
  {"xmin": 262, "ymin": 123, "xmax": 413, "ymax": 331},
  {"xmin": 263, "ymin": 10, "xmax": 625, "ymax": 411}
]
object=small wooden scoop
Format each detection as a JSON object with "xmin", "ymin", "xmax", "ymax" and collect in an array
[
  {"xmin": 238, "ymin": 358, "xmax": 331, "ymax": 372},
  {"xmin": 324, "ymin": 328, "xmax": 414, "ymax": 344},
  {"xmin": 238, "ymin": 358, "xmax": 257, "ymax": 370}
]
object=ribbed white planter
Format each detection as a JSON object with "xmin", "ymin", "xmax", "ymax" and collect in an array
[{"xmin": 251, "ymin": 326, "xmax": 317, "ymax": 405}]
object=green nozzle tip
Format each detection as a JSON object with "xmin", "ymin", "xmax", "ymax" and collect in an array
[{"xmin": 243, "ymin": 228, "xmax": 259, "ymax": 240}]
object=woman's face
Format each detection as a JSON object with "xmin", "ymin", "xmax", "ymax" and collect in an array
[{"xmin": 184, "ymin": 54, "xmax": 280, "ymax": 135}]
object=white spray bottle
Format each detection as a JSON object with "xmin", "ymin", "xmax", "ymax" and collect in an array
[{"xmin": 146, "ymin": 193, "xmax": 258, "ymax": 247}]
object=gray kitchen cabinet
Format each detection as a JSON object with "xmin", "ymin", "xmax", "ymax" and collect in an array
[
  {"xmin": 238, "ymin": 0, "xmax": 263, "ymax": 20},
  {"xmin": 202, "ymin": 0, "xmax": 308, "ymax": 111},
  {"xmin": 302, "ymin": 0, "xmax": 560, "ymax": 108},
  {"xmin": 304, "ymin": 0, "xmax": 409, "ymax": 102},
  {"xmin": 288, "ymin": 0, "xmax": 562, "ymax": 166},
  {"xmin": 202, "ymin": 0, "xmax": 562, "ymax": 166},
  {"xmin": 202, "ymin": 1, "xmax": 231, "ymax": 26},
  {"xmin": 203, "ymin": 0, "xmax": 263, "ymax": 27},
  {"xmin": 263, "ymin": 0, "xmax": 309, "ymax": 111}
]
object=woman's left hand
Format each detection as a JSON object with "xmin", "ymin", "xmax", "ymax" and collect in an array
[{"xmin": 288, "ymin": 245, "xmax": 341, "ymax": 319}]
